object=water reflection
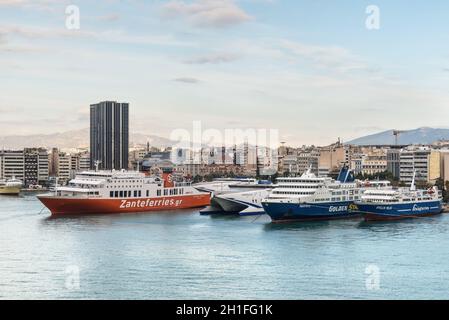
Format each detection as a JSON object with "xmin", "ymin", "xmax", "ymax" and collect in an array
[
  {"xmin": 356, "ymin": 215, "xmax": 446, "ymax": 239},
  {"xmin": 264, "ymin": 220, "xmax": 332, "ymax": 231}
]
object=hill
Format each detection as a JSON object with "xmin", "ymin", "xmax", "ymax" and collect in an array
[{"xmin": 347, "ymin": 127, "xmax": 449, "ymax": 145}]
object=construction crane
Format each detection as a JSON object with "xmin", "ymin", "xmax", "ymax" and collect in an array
[{"xmin": 393, "ymin": 130, "xmax": 405, "ymax": 146}]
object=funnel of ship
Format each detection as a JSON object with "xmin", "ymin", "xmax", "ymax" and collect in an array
[{"xmin": 161, "ymin": 167, "xmax": 175, "ymax": 188}]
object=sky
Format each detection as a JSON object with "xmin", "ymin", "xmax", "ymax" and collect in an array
[{"xmin": 1, "ymin": 0, "xmax": 449, "ymax": 146}]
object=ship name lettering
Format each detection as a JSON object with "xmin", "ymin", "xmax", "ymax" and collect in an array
[
  {"xmin": 120, "ymin": 198, "xmax": 184, "ymax": 209},
  {"xmin": 412, "ymin": 204, "xmax": 429, "ymax": 212},
  {"xmin": 329, "ymin": 205, "xmax": 347, "ymax": 213}
]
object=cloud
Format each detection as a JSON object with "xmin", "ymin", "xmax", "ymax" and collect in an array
[
  {"xmin": 0, "ymin": 33, "xmax": 6, "ymax": 44},
  {"xmin": 0, "ymin": 0, "xmax": 67, "ymax": 12},
  {"xmin": 280, "ymin": 40, "xmax": 370, "ymax": 73},
  {"xmin": 0, "ymin": 24, "xmax": 193, "ymax": 47},
  {"xmin": 162, "ymin": 0, "xmax": 253, "ymax": 28},
  {"xmin": 184, "ymin": 52, "xmax": 240, "ymax": 64},
  {"xmin": 173, "ymin": 77, "xmax": 201, "ymax": 83},
  {"xmin": 0, "ymin": 0, "xmax": 26, "ymax": 5}
]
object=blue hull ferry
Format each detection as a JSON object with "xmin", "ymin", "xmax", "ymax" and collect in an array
[
  {"xmin": 356, "ymin": 172, "xmax": 443, "ymax": 221},
  {"xmin": 261, "ymin": 200, "xmax": 358, "ymax": 222},
  {"xmin": 261, "ymin": 166, "xmax": 389, "ymax": 223},
  {"xmin": 356, "ymin": 201, "xmax": 443, "ymax": 221}
]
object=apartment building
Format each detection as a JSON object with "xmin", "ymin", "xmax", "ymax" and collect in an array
[
  {"xmin": 386, "ymin": 148, "xmax": 401, "ymax": 179},
  {"xmin": 399, "ymin": 147, "xmax": 431, "ymax": 185},
  {"xmin": 0, "ymin": 150, "xmax": 24, "ymax": 181},
  {"xmin": 23, "ymin": 148, "xmax": 49, "ymax": 186},
  {"xmin": 318, "ymin": 143, "xmax": 347, "ymax": 177},
  {"xmin": 0, "ymin": 149, "xmax": 50, "ymax": 186},
  {"xmin": 361, "ymin": 155, "xmax": 387, "ymax": 176}
]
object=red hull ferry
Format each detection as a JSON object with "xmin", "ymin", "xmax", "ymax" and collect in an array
[{"xmin": 38, "ymin": 170, "xmax": 210, "ymax": 216}]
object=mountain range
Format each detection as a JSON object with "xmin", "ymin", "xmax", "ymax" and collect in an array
[
  {"xmin": 1, "ymin": 127, "xmax": 449, "ymax": 150},
  {"xmin": 0, "ymin": 128, "xmax": 174, "ymax": 150},
  {"xmin": 347, "ymin": 127, "xmax": 449, "ymax": 145}
]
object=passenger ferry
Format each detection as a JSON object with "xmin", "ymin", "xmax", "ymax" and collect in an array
[
  {"xmin": 38, "ymin": 169, "xmax": 210, "ymax": 216},
  {"xmin": 356, "ymin": 172, "xmax": 443, "ymax": 221},
  {"xmin": 261, "ymin": 166, "xmax": 389, "ymax": 223}
]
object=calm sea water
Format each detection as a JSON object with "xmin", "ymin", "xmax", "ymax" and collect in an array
[{"xmin": 1, "ymin": 193, "xmax": 449, "ymax": 300}]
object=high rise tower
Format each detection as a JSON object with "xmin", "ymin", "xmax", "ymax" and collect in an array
[{"xmin": 90, "ymin": 101, "xmax": 129, "ymax": 170}]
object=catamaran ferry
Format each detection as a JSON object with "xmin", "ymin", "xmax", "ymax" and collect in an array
[
  {"xmin": 356, "ymin": 173, "xmax": 443, "ymax": 221},
  {"xmin": 38, "ymin": 170, "xmax": 210, "ymax": 216},
  {"xmin": 261, "ymin": 167, "xmax": 389, "ymax": 223},
  {"xmin": 200, "ymin": 188, "xmax": 272, "ymax": 216}
]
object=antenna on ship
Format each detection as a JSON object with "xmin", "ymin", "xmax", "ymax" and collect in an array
[
  {"xmin": 54, "ymin": 177, "xmax": 58, "ymax": 196},
  {"xmin": 306, "ymin": 164, "xmax": 312, "ymax": 175},
  {"xmin": 410, "ymin": 170, "xmax": 417, "ymax": 191},
  {"xmin": 94, "ymin": 160, "xmax": 101, "ymax": 172}
]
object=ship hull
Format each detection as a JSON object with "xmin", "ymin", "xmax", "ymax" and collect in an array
[
  {"xmin": 38, "ymin": 194, "xmax": 211, "ymax": 216},
  {"xmin": 0, "ymin": 187, "xmax": 21, "ymax": 195},
  {"xmin": 262, "ymin": 200, "xmax": 359, "ymax": 223},
  {"xmin": 357, "ymin": 200, "xmax": 443, "ymax": 221},
  {"xmin": 200, "ymin": 194, "xmax": 265, "ymax": 216}
]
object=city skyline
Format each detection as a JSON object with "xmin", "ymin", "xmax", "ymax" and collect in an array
[{"xmin": 2, "ymin": 1, "xmax": 449, "ymax": 145}]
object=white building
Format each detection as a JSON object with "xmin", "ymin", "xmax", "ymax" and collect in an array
[
  {"xmin": 350, "ymin": 154, "xmax": 363, "ymax": 175},
  {"xmin": 57, "ymin": 153, "xmax": 73, "ymax": 183},
  {"xmin": 399, "ymin": 147, "xmax": 431, "ymax": 185},
  {"xmin": 0, "ymin": 150, "xmax": 24, "ymax": 181}
]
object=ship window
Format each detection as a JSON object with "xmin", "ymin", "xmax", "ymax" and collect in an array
[
  {"xmin": 115, "ymin": 191, "xmax": 118, "ymax": 197},
  {"xmin": 146, "ymin": 190, "xmax": 149, "ymax": 197},
  {"xmin": 134, "ymin": 190, "xmax": 138, "ymax": 197},
  {"xmin": 157, "ymin": 190, "xmax": 161, "ymax": 196},
  {"xmin": 138, "ymin": 191, "xmax": 141, "ymax": 197},
  {"xmin": 110, "ymin": 191, "xmax": 113, "ymax": 198},
  {"xmin": 164, "ymin": 190, "xmax": 168, "ymax": 196},
  {"xmin": 120, "ymin": 191, "xmax": 123, "ymax": 197},
  {"xmin": 128, "ymin": 191, "xmax": 131, "ymax": 197}
]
